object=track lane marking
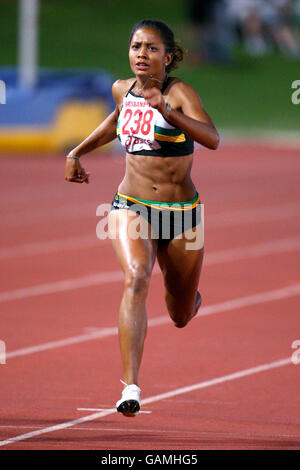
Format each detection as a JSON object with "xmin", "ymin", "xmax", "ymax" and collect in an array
[
  {"xmin": 5, "ymin": 283, "xmax": 300, "ymax": 360},
  {"xmin": 2, "ymin": 236, "xmax": 300, "ymax": 303},
  {"xmin": 3, "ymin": 197, "xmax": 300, "ymax": 227},
  {"xmin": 1, "ymin": 232, "xmax": 300, "ymax": 261},
  {"xmin": 209, "ymin": 202, "xmax": 300, "ymax": 227},
  {"xmin": 1, "ymin": 200, "xmax": 300, "ymax": 257},
  {"xmin": 204, "ymin": 236, "xmax": 300, "ymax": 264},
  {"xmin": 0, "ymin": 270, "xmax": 126, "ymax": 303},
  {"xmin": 0, "ymin": 356, "xmax": 292, "ymax": 447},
  {"xmin": 0, "ymin": 424, "xmax": 299, "ymax": 440},
  {"xmin": 0, "ymin": 234, "xmax": 105, "ymax": 260}
]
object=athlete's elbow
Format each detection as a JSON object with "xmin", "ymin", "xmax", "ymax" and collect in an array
[
  {"xmin": 197, "ymin": 126, "xmax": 220, "ymax": 150},
  {"xmin": 210, "ymin": 133, "xmax": 220, "ymax": 150},
  {"xmin": 204, "ymin": 131, "xmax": 220, "ymax": 150},
  {"xmin": 210, "ymin": 128, "xmax": 220, "ymax": 149}
]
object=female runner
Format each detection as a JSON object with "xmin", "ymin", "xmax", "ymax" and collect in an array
[{"xmin": 65, "ymin": 19, "xmax": 219, "ymax": 417}]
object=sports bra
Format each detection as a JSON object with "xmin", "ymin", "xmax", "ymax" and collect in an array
[{"xmin": 116, "ymin": 78, "xmax": 194, "ymax": 157}]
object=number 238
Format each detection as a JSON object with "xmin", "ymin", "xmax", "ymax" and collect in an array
[{"xmin": 122, "ymin": 109, "xmax": 154, "ymax": 136}]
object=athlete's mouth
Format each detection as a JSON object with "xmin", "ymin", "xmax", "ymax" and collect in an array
[{"xmin": 136, "ymin": 62, "xmax": 149, "ymax": 69}]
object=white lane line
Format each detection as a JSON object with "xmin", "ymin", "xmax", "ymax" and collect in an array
[
  {"xmin": 5, "ymin": 283, "xmax": 300, "ymax": 360},
  {"xmin": 196, "ymin": 283, "xmax": 300, "ymax": 317},
  {"xmin": 2, "ymin": 201, "xmax": 300, "ymax": 259},
  {"xmin": 0, "ymin": 409, "xmax": 114, "ymax": 448},
  {"xmin": 1, "ymin": 228, "xmax": 300, "ymax": 262},
  {"xmin": 204, "ymin": 236, "xmax": 300, "ymax": 265},
  {"xmin": 0, "ymin": 424, "xmax": 299, "ymax": 439},
  {"xmin": 0, "ymin": 234, "xmax": 107, "ymax": 260},
  {"xmin": 1, "ymin": 201, "xmax": 96, "ymax": 228},
  {"xmin": 0, "ymin": 270, "xmax": 127, "ymax": 303},
  {"xmin": 2, "ymin": 236, "xmax": 300, "ymax": 303},
  {"xmin": 209, "ymin": 202, "xmax": 300, "ymax": 227},
  {"xmin": 77, "ymin": 408, "xmax": 152, "ymax": 414},
  {"xmin": 5, "ymin": 326, "xmax": 118, "ymax": 360},
  {"xmin": 141, "ymin": 358, "xmax": 292, "ymax": 408},
  {"xmin": 0, "ymin": 356, "xmax": 292, "ymax": 447}
]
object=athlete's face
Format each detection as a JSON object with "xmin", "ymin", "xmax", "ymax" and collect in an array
[{"xmin": 129, "ymin": 28, "xmax": 172, "ymax": 80}]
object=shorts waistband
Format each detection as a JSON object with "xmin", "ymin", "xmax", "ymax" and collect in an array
[{"xmin": 117, "ymin": 191, "xmax": 200, "ymax": 211}]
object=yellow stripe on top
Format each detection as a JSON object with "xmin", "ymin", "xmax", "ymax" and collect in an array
[
  {"xmin": 118, "ymin": 192, "xmax": 200, "ymax": 211},
  {"xmin": 154, "ymin": 133, "xmax": 186, "ymax": 143},
  {"xmin": 116, "ymin": 129, "xmax": 185, "ymax": 142}
]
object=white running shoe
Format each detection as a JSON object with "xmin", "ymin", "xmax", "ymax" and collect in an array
[{"xmin": 116, "ymin": 381, "xmax": 141, "ymax": 417}]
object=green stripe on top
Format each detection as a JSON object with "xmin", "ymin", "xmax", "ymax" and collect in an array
[
  {"xmin": 123, "ymin": 192, "xmax": 199, "ymax": 207},
  {"xmin": 154, "ymin": 125, "xmax": 183, "ymax": 137}
]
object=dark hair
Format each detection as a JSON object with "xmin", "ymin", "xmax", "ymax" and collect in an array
[{"xmin": 129, "ymin": 19, "xmax": 184, "ymax": 73}]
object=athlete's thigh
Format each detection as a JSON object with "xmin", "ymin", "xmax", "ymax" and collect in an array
[
  {"xmin": 157, "ymin": 223, "xmax": 204, "ymax": 295},
  {"xmin": 108, "ymin": 209, "xmax": 158, "ymax": 274}
]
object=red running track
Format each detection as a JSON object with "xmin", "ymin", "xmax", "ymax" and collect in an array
[{"xmin": 0, "ymin": 142, "xmax": 299, "ymax": 450}]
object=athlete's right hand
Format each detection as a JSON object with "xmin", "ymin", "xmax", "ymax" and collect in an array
[{"xmin": 65, "ymin": 157, "xmax": 90, "ymax": 184}]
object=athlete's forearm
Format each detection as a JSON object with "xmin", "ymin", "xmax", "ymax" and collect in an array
[
  {"xmin": 69, "ymin": 109, "xmax": 118, "ymax": 158},
  {"xmin": 165, "ymin": 109, "xmax": 219, "ymax": 150}
]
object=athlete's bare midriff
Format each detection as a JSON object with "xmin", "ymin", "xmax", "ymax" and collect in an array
[{"xmin": 118, "ymin": 152, "xmax": 197, "ymax": 202}]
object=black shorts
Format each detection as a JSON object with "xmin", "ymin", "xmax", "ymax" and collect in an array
[{"xmin": 111, "ymin": 191, "xmax": 202, "ymax": 243}]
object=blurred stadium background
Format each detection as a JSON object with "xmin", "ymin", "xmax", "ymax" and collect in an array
[{"xmin": 0, "ymin": 0, "xmax": 299, "ymax": 153}]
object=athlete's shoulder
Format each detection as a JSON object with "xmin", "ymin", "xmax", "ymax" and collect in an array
[
  {"xmin": 112, "ymin": 78, "xmax": 136, "ymax": 104},
  {"xmin": 168, "ymin": 77, "xmax": 203, "ymax": 107},
  {"xmin": 168, "ymin": 77, "xmax": 200, "ymax": 96}
]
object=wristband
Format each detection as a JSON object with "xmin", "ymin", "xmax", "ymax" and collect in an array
[{"xmin": 66, "ymin": 153, "xmax": 79, "ymax": 160}]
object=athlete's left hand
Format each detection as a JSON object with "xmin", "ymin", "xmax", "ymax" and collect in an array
[
  {"xmin": 142, "ymin": 88, "xmax": 168, "ymax": 116},
  {"xmin": 65, "ymin": 157, "xmax": 90, "ymax": 184}
]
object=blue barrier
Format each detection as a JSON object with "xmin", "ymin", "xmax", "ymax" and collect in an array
[{"xmin": 0, "ymin": 67, "xmax": 115, "ymax": 152}]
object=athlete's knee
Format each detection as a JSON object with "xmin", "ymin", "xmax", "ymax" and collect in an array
[
  {"xmin": 124, "ymin": 263, "xmax": 151, "ymax": 295},
  {"xmin": 166, "ymin": 295, "xmax": 198, "ymax": 328},
  {"xmin": 171, "ymin": 311, "xmax": 191, "ymax": 328},
  {"xmin": 174, "ymin": 320, "xmax": 188, "ymax": 328}
]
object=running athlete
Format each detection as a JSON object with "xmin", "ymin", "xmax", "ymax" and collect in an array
[{"xmin": 65, "ymin": 19, "xmax": 219, "ymax": 417}]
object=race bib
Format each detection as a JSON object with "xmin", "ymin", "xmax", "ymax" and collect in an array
[{"xmin": 118, "ymin": 97, "xmax": 161, "ymax": 152}]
